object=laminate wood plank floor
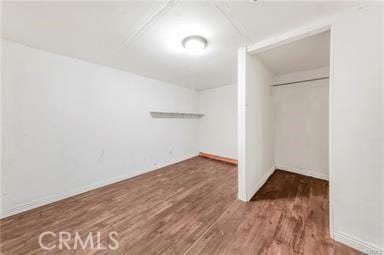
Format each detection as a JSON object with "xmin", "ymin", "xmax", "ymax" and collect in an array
[{"xmin": 0, "ymin": 157, "xmax": 361, "ymax": 254}]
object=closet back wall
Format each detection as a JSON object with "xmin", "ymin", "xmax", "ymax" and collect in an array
[
  {"xmin": 273, "ymin": 67, "xmax": 329, "ymax": 180},
  {"xmin": 1, "ymin": 40, "xmax": 199, "ymax": 218}
]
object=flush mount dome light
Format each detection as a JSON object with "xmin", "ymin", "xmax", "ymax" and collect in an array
[{"xmin": 182, "ymin": 35, "xmax": 207, "ymax": 55}]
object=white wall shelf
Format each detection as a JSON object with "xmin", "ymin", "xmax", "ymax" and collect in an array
[{"xmin": 150, "ymin": 111, "xmax": 204, "ymax": 119}]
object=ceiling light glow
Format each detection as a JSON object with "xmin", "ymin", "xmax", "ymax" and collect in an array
[{"xmin": 182, "ymin": 35, "xmax": 207, "ymax": 55}]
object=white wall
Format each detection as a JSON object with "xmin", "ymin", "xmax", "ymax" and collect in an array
[
  {"xmin": 245, "ymin": 4, "xmax": 383, "ymax": 251},
  {"xmin": 0, "ymin": 38, "xmax": 3, "ymax": 218},
  {"xmin": 198, "ymin": 85, "xmax": 237, "ymax": 159},
  {"xmin": 238, "ymin": 48, "xmax": 274, "ymax": 201},
  {"xmin": 1, "ymin": 40, "xmax": 199, "ymax": 218},
  {"xmin": 381, "ymin": 4, "xmax": 384, "ymax": 249},
  {"xmin": 330, "ymin": 3, "xmax": 383, "ymax": 252},
  {"xmin": 273, "ymin": 67, "xmax": 329, "ymax": 180}
]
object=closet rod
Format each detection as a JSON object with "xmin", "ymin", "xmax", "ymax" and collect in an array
[{"xmin": 272, "ymin": 76, "xmax": 329, "ymax": 87}]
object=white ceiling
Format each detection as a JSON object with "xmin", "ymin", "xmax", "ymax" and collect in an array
[
  {"xmin": 257, "ymin": 31, "xmax": 331, "ymax": 76},
  {"xmin": 1, "ymin": 1, "xmax": 357, "ymax": 90}
]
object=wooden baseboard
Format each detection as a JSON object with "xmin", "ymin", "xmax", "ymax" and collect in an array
[{"xmin": 199, "ymin": 152, "xmax": 238, "ymax": 165}]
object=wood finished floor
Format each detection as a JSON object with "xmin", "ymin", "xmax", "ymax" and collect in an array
[{"xmin": 0, "ymin": 157, "xmax": 361, "ymax": 254}]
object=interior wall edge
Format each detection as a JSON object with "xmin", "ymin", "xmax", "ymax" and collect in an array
[
  {"xmin": 243, "ymin": 54, "xmax": 274, "ymax": 202},
  {"xmin": 381, "ymin": 1, "xmax": 384, "ymax": 248},
  {"xmin": 236, "ymin": 47, "xmax": 247, "ymax": 202},
  {"xmin": 0, "ymin": 153, "xmax": 198, "ymax": 219},
  {"xmin": 246, "ymin": 166, "xmax": 275, "ymax": 202}
]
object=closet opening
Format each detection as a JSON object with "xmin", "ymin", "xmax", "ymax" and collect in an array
[
  {"xmin": 261, "ymin": 30, "xmax": 330, "ymax": 181},
  {"xmin": 238, "ymin": 28, "xmax": 332, "ymax": 229}
]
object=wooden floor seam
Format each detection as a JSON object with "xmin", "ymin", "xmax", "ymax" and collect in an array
[{"xmin": 183, "ymin": 199, "xmax": 237, "ymax": 255}]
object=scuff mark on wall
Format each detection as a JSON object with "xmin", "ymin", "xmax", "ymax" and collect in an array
[{"xmin": 98, "ymin": 150, "xmax": 104, "ymax": 163}]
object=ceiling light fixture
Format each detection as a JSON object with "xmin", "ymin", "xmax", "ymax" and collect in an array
[{"xmin": 182, "ymin": 35, "xmax": 207, "ymax": 55}]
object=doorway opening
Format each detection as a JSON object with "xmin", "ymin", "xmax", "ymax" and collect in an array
[{"xmin": 237, "ymin": 25, "xmax": 332, "ymax": 233}]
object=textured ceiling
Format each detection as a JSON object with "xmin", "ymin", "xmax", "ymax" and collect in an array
[{"xmin": 1, "ymin": 1, "xmax": 357, "ymax": 90}]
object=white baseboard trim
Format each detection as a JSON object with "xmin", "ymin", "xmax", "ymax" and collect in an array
[
  {"xmin": 334, "ymin": 231, "xmax": 384, "ymax": 254},
  {"xmin": 275, "ymin": 164, "xmax": 328, "ymax": 180},
  {"xmin": 1, "ymin": 154, "xmax": 198, "ymax": 219},
  {"xmin": 246, "ymin": 166, "xmax": 275, "ymax": 201}
]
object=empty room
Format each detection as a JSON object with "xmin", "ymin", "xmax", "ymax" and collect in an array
[{"xmin": 0, "ymin": 1, "xmax": 383, "ymax": 254}]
